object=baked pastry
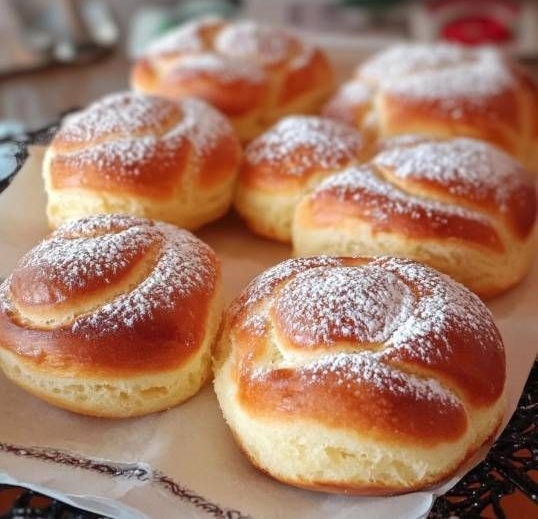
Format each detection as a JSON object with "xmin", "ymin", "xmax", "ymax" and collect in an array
[
  {"xmin": 131, "ymin": 17, "xmax": 334, "ymax": 141},
  {"xmin": 235, "ymin": 116, "xmax": 371, "ymax": 242},
  {"xmin": 235, "ymin": 116, "xmax": 370, "ymax": 242},
  {"xmin": 0, "ymin": 214, "xmax": 222, "ymax": 418},
  {"xmin": 323, "ymin": 43, "xmax": 538, "ymax": 172},
  {"xmin": 214, "ymin": 256, "xmax": 506, "ymax": 494},
  {"xmin": 43, "ymin": 92, "xmax": 242, "ymax": 230},
  {"xmin": 293, "ymin": 137, "xmax": 537, "ymax": 297}
]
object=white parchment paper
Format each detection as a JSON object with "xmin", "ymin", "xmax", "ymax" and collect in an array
[{"xmin": 0, "ymin": 148, "xmax": 536, "ymax": 519}]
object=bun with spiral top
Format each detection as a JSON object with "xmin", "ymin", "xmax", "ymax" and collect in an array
[
  {"xmin": 235, "ymin": 116, "xmax": 372, "ymax": 242},
  {"xmin": 43, "ymin": 92, "xmax": 242, "ymax": 230},
  {"xmin": 322, "ymin": 43, "xmax": 538, "ymax": 172},
  {"xmin": 131, "ymin": 17, "xmax": 334, "ymax": 141},
  {"xmin": 293, "ymin": 136, "xmax": 537, "ymax": 298},
  {"xmin": 0, "ymin": 214, "xmax": 222, "ymax": 417},
  {"xmin": 213, "ymin": 256, "xmax": 506, "ymax": 494}
]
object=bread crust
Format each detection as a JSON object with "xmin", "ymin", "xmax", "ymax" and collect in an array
[
  {"xmin": 213, "ymin": 256, "xmax": 506, "ymax": 494},
  {"xmin": 323, "ymin": 43, "xmax": 538, "ymax": 172},
  {"xmin": 0, "ymin": 214, "xmax": 223, "ymax": 417},
  {"xmin": 131, "ymin": 18, "xmax": 334, "ymax": 141},
  {"xmin": 43, "ymin": 92, "xmax": 242, "ymax": 229}
]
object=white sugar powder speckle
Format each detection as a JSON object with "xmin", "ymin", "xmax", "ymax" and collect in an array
[
  {"xmin": 245, "ymin": 116, "xmax": 363, "ymax": 176},
  {"xmin": 147, "ymin": 17, "xmax": 224, "ymax": 56},
  {"xmin": 171, "ymin": 53, "xmax": 266, "ymax": 84},
  {"xmin": 331, "ymin": 81, "xmax": 373, "ymax": 107},
  {"xmin": 54, "ymin": 94, "xmax": 233, "ymax": 178},
  {"xmin": 374, "ymin": 138, "xmax": 525, "ymax": 209},
  {"xmin": 385, "ymin": 55, "xmax": 513, "ymax": 102},
  {"xmin": 60, "ymin": 92, "xmax": 177, "ymax": 145},
  {"xmin": 275, "ymin": 265, "xmax": 414, "ymax": 346},
  {"xmin": 73, "ymin": 221, "xmax": 215, "ymax": 333},
  {"xmin": 215, "ymin": 21, "xmax": 294, "ymax": 66},
  {"xmin": 313, "ymin": 165, "xmax": 491, "ymax": 224},
  {"xmin": 380, "ymin": 257, "xmax": 500, "ymax": 363},
  {"xmin": 301, "ymin": 352, "xmax": 458, "ymax": 405},
  {"xmin": 18, "ymin": 226, "xmax": 153, "ymax": 294},
  {"xmin": 170, "ymin": 97, "xmax": 233, "ymax": 155},
  {"xmin": 246, "ymin": 256, "xmax": 501, "ymax": 404},
  {"xmin": 360, "ymin": 43, "xmax": 469, "ymax": 84},
  {"xmin": 6, "ymin": 215, "xmax": 216, "ymax": 335}
]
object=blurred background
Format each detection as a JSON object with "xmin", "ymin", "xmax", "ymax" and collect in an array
[{"xmin": 0, "ymin": 0, "xmax": 537, "ymax": 134}]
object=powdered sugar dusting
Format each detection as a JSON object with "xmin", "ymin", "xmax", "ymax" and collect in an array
[
  {"xmin": 245, "ymin": 116, "xmax": 363, "ymax": 176},
  {"xmin": 374, "ymin": 137, "xmax": 525, "ymax": 209},
  {"xmin": 75, "ymin": 222, "xmax": 216, "ymax": 333},
  {"xmin": 380, "ymin": 257, "xmax": 501, "ymax": 363},
  {"xmin": 58, "ymin": 92, "xmax": 178, "ymax": 145},
  {"xmin": 302, "ymin": 352, "xmax": 458, "ymax": 405},
  {"xmin": 16, "ymin": 225, "xmax": 154, "ymax": 295},
  {"xmin": 353, "ymin": 44, "xmax": 515, "ymax": 118},
  {"xmin": 53, "ymin": 93, "xmax": 234, "ymax": 178},
  {"xmin": 7, "ymin": 215, "xmax": 217, "ymax": 333},
  {"xmin": 147, "ymin": 16, "xmax": 224, "ymax": 56},
  {"xmin": 61, "ymin": 136, "xmax": 174, "ymax": 180},
  {"xmin": 313, "ymin": 165, "xmax": 491, "ymax": 224},
  {"xmin": 171, "ymin": 53, "xmax": 266, "ymax": 84},
  {"xmin": 331, "ymin": 81, "xmax": 373, "ymax": 107},
  {"xmin": 245, "ymin": 256, "xmax": 501, "ymax": 404},
  {"xmin": 274, "ymin": 265, "xmax": 414, "ymax": 346},
  {"xmin": 386, "ymin": 51, "xmax": 513, "ymax": 101},
  {"xmin": 360, "ymin": 43, "xmax": 469, "ymax": 84},
  {"xmin": 236, "ymin": 256, "xmax": 343, "ymax": 334},
  {"xmin": 169, "ymin": 97, "xmax": 232, "ymax": 155},
  {"xmin": 215, "ymin": 21, "xmax": 295, "ymax": 66}
]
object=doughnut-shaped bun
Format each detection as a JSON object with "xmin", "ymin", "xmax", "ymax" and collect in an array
[
  {"xmin": 43, "ymin": 92, "xmax": 242, "ymax": 230},
  {"xmin": 131, "ymin": 17, "xmax": 334, "ymax": 141},
  {"xmin": 323, "ymin": 43, "xmax": 538, "ymax": 172},
  {"xmin": 214, "ymin": 256, "xmax": 506, "ymax": 494},
  {"xmin": 235, "ymin": 116, "xmax": 371, "ymax": 242},
  {"xmin": 293, "ymin": 137, "xmax": 537, "ymax": 297},
  {"xmin": 0, "ymin": 214, "xmax": 222, "ymax": 417}
]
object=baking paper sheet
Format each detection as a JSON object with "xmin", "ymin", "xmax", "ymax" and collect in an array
[{"xmin": 0, "ymin": 147, "xmax": 536, "ymax": 519}]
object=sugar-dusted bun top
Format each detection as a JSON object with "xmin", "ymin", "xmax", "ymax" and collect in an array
[
  {"xmin": 222, "ymin": 256, "xmax": 505, "ymax": 444},
  {"xmin": 358, "ymin": 43, "xmax": 518, "ymax": 113},
  {"xmin": 47, "ymin": 92, "xmax": 242, "ymax": 197},
  {"xmin": 374, "ymin": 137, "xmax": 537, "ymax": 237},
  {"xmin": 322, "ymin": 43, "xmax": 538, "ymax": 170},
  {"xmin": 302, "ymin": 136, "xmax": 536, "ymax": 250},
  {"xmin": 146, "ymin": 17, "xmax": 318, "ymax": 73},
  {"xmin": 214, "ymin": 21, "xmax": 300, "ymax": 67},
  {"xmin": 241, "ymin": 116, "xmax": 369, "ymax": 189},
  {"xmin": 0, "ymin": 214, "xmax": 220, "ymax": 374},
  {"xmin": 132, "ymin": 17, "xmax": 333, "ymax": 130}
]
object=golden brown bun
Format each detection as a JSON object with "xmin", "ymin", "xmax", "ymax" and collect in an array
[
  {"xmin": 214, "ymin": 256, "xmax": 506, "ymax": 494},
  {"xmin": 322, "ymin": 43, "xmax": 538, "ymax": 172},
  {"xmin": 0, "ymin": 214, "xmax": 222, "ymax": 417},
  {"xmin": 131, "ymin": 17, "xmax": 334, "ymax": 141},
  {"xmin": 293, "ymin": 136, "xmax": 537, "ymax": 297},
  {"xmin": 43, "ymin": 92, "xmax": 242, "ymax": 230},
  {"xmin": 235, "ymin": 116, "xmax": 372, "ymax": 242}
]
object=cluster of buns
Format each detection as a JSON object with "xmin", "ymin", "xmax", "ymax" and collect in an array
[
  {"xmin": 235, "ymin": 115, "xmax": 372, "ymax": 242},
  {"xmin": 214, "ymin": 256, "xmax": 506, "ymax": 494},
  {"xmin": 323, "ymin": 43, "xmax": 538, "ymax": 172},
  {"xmin": 43, "ymin": 92, "xmax": 242, "ymax": 230},
  {"xmin": 131, "ymin": 17, "xmax": 334, "ymax": 141},
  {"xmin": 0, "ymin": 215, "xmax": 222, "ymax": 417},
  {"xmin": 5, "ymin": 19, "xmax": 536, "ymax": 496},
  {"xmin": 237, "ymin": 118, "xmax": 536, "ymax": 297}
]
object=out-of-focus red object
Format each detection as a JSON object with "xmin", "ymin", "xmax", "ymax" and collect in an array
[{"xmin": 441, "ymin": 16, "xmax": 513, "ymax": 44}]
